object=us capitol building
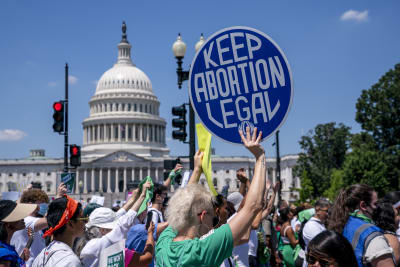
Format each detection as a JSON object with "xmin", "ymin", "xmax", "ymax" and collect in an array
[{"xmin": 0, "ymin": 23, "xmax": 299, "ymax": 206}]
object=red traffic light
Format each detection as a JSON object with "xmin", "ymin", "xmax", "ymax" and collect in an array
[
  {"xmin": 53, "ymin": 102, "xmax": 63, "ymax": 112},
  {"xmin": 71, "ymin": 146, "xmax": 79, "ymax": 156}
]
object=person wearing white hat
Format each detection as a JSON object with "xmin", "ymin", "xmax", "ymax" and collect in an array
[
  {"xmin": 80, "ymin": 181, "xmax": 151, "ymax": 267},
  {"xmin": 0, "ymin": 200, "xmax": 37, "ymax": 267}
]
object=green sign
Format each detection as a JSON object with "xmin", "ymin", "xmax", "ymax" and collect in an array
[
  {"xmin": 107, "ymin": 251, "xmax": 124, "ymax": 267},
  {"xmin": 61, "ymin": 172, "xmax": 76, "ymax": 194}
]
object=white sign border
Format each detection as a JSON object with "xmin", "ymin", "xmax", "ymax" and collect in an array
[{"xmin": 188, "ymin": 26, "xmax": 294, "ymax": 145}]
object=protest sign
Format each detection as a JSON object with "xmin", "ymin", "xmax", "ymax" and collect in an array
[
  {"xmin": 99, "ymin": 239, "xmax": 125, "ymax": 267},
  {"xmin": 90, "ymin": 195, "xmax": 105, "ymax": 206},
  {"xmin": 2, "ymin": 191, "xmax": 20, "ymax": 201},
  {"xmin": 61, "ymin": 172, "xmax": 76, "ymax": 194},
  {"xmin": 189, "ymin": 26, "xmax": 293, "ymax": 144}
]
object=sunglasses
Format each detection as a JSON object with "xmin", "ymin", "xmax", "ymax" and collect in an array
[{"xmin": 306, "ymin": 253, "xmax": 334, "ymax": 267}]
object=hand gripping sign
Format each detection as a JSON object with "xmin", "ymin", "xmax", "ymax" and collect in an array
[{"xmin": 189, "ymin": 26, "xmax": 293, "ymax": 144}]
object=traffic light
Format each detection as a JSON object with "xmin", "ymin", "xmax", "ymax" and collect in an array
[
  {"xmin": 69, "ymin": 144, "xmax": 81, "ymax": 167},
  {"xmin": 52, "ymin": 101, "xmax": 64, "ymax": 133},
  {"xmin": 171, "ymin": 104, "xmax": 187, "ymax": 141}
]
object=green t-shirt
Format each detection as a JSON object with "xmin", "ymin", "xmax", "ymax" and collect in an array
[{"xmin": 155, "ymin": 224, "xmax": 234, "ymax": 267}]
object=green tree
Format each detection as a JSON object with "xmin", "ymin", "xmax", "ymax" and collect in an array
[
  {"xmin": 294, "ymin": 122, "xmax": 351, "ymax": 198},
  {"xmin": 324, "ymin": 169, "xmax": 344, "ymax": 201},
  {"xmin": 298, "ymin": 170, "xmax": 313, "ymax": 202},
  {"xmin": 355, "ymin": 63, "xmax": 400, "ymax": 189},
  {"xmin": 340, "ymin": 146, "xmax": 390, "ymax": 196}
]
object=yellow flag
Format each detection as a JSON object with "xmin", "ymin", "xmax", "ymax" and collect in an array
[{"xmin": 196, "ymin": 123, "xmax": 218, "ymax": 196}]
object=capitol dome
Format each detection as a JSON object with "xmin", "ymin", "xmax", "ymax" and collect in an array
[{"xmin": 82, "ymin": 22, "xmax": 169, "ymax": 158}]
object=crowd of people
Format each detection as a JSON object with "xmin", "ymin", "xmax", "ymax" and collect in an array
[{"xmin": 0, "ymin": 127, "xmax": 400, "ymax": 267}]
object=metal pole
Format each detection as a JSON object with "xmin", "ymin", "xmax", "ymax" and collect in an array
[
  {"xmin": 275, "ymin": 130, "xmax": 282, "ymax": 203},
  {"xmin": 189, "ymin": 98, "xmax": 195, "ymax": 170},
  {"xmin": 64, "ymin": 63, "xmax": 69, "ymax": 173}
]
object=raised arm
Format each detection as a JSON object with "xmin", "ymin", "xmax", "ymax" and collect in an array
[
  {"xmin": 129, "ymin": 222, "xmax": 155, "ymax": 267},
  {"xmin": 188, "ymin": 150, "xmax": 204, "ymax": 185},
  {"xmin": 121, "ymin": 188, "xmax": 140, "ymax": 212},
  {"xmin": 130, "ymin": 181, "xmax": 151, "ymax": 212},
  {"xmin": 262, "ymin": 182, "xmax": 280, "ymax": 220},
  {"xmin": 228, "ymin": 127, "xmax": 266, "ymax": 246},
  {"xmin": 164, "ymin": 163, "xmax": 183, "ymax": 188}
]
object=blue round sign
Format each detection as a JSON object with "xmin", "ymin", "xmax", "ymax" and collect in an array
[{"xmin": 189, "ymin": 26, "xmax": 293, "ymax": 144}]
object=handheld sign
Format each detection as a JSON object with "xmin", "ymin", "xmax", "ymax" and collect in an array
[
  {"xmin": 189, "ymin": 26, "xmax": 293, "ymax": 144},
  {"xmin": 61, "ymin": 172, "xmax": 76, "ymax": 194}
]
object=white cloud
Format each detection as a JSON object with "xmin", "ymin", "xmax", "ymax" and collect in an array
[
  {"xmin": 48, "ymin": 81, "xmax": 58, "ymax": 87},
  {"xmin": 68, "ymin": 75, "xmax": 78, "ymax": 84},
  {"xmin": 0, "ymin": 129, "xmax": 27, "ymax": 141},
  {"xmin": 340, "ymin": 10, "xmax": 369, "ymax": 22}
]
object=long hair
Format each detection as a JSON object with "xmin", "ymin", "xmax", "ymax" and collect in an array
[
  {"xmin": 327, "ymin": 184, "xmax": 374, "ymax": 233},
  {"xmin": 307, "ymin": 230, "xmax": 358, "ymax": 267},
  {"xmin": 373, "ymin": 201, "xmax": 397, "ymax": 232}
]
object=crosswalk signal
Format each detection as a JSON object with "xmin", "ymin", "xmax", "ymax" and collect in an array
[
  {"xmin": 52, "ymin": 101, "xmax": 64, "ymax": 133},
  {"xmin": 69, "ymin": 145, "xmax": 81, "ymax": 167},
  {"xmin": 172, "ymin": 104, "xmax": 187, "ymax": 142}
]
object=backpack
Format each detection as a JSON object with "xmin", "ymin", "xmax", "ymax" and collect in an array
[{"xmin": 298, "ymin": 219, "xmax": 308, "ymax": 250}]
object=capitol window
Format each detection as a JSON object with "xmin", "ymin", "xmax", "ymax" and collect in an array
[
  {"xmin": 8, "ymin": 173, "xmax": 12, "ymax": 177},
  {"xmin": 134, "ymin": 104, "xmax": 137, "ymax": 111},
  {"xmin": 213, "ymin": 178, "xmax": 218, "ymax": 187},
  {"xmin": 139, "ymin": 104, "xmax": 142, "ymax": 112},
  {"xmin": 128, "ymin": 103, "xmax": 131, "ymax": 111},
  {"xmin": 46, "ymin": 182, "xmax": 51, "ymax": 193}
]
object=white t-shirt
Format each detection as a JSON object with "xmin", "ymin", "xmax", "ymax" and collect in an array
[
  {"xmin": 364, "ymin": 235, "xmax": 393, "ymax": 264},
  {"xmin": 32, "ymin": 240, "xmax": 81, "ymax": 267},
  {"xmin": 221, "ymin": 213, "xmax": 249, "ymax": 267},
  {"xmin": 11, "ymin": 216, "xmax": 46, "ymax": 267},
  {"xmin": 248, "ymin": 230, "xmax": 258, "ymax": 257},
  {"xmin": 80, "ymin": 209, "xmax": 138, "ymax": 267},
  {"xmin": 302, "ymin": 217, "xmax": 326, "ymax": 267}
]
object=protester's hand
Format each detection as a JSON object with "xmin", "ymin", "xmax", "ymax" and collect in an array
[
  {"xmin": 57, "ymin": 183, "xmax": 67, "ymax": 198},
  {"xmin": 194, "ymin": 149, "xmax": 204, "ymax": 170},
  {"xmin": 273, "ymin": 181, "xmax": 281, "ymax": 193},
  {"xmin": 173, "ymin": 163, "xmax": 183, "ymax": 173},
  {"xmin": 236, "ymin": 168, "xmax": 248, "ymax": 183},
  {"xmin": 239, "ymin": 127, "xmax": 264, "ymax": 158},
  {"xmin": 141, "ymin": 181, "xmax": 151, "ymax": 196},
  {"xmin": 147, "ymin": 221, "xmax": 155, "ymax": 234}
]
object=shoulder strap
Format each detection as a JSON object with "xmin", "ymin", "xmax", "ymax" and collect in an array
[
  {"xmin": 351, "ymin": 223, "xmax": 375, "ymax": 250},
  {"xmin": 283, "ymin": 226, "xmax": 291, "ymax": 237}
]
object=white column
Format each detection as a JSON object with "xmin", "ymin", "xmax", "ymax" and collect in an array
[
  {"xmin": 132, "ymin": 168, "xmax": 135, "ymax": 181},
  {"xmin": 272, "ymin": 168, "xmax": 276, "ymax": 185},
  {"xmin": 115, "ymin": 169, "xmax": 120, "ymax": 193},
  {"xmin": 140, "ymin": 124, "xmax": 143, "ymax": 142},
  {"xmin": 118, "ymin": 124, "xmax": 121, "ymax": 142},
  {"xmin": 83, "ymin": 128, "xmax": 86, "ymax": 145},
  {"xmin": 107, "ymin": 168, "xmax": 111, "ymax": 193},
  {"xmin": 147, "ymin": 125, "xmax": 150, "ymax": 142},
  {"xmin": 83, "ymin": 169, "xmax": 88, "ymax": 194},
  {"xmin": 147, "ymin": 167, "xmax": 150, "ymax": 178},
  {"xmin": 125, "ymin": 123, "xmax": 128, "ymax": 142},
  {"xmin": 91, "ymin": 169, "xmax": 95, "ymax": 192},
  {"xmin": 123, "ymin": 168, "xmax": 127, "ymax": 192},
  {"xmin": 75, "ymin": 170, "xmax": 80, "ymax": 194},
  {"xmin": 111, "ymin": 123, "xmax": 114, "ymax": 141},
  {"xmin": 139, "ymin": 168, "xmax": 143, "ymax": 181},
  {"xmin": 99, "ymin": 169, "xmax": 103, "ymax": 193},
  {"xmin": 155, "ymin": 167, "xmax": 159, "ymax": 182},
  {"xmin": 133, "ymin": 124, "xmax": 136, "ymax": 141},
  {"xmin": 97, "ymin": 125, "xmax": 100, "ymax": 143}
]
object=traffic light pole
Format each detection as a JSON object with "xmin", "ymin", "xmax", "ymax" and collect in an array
[{"xmin": 64, "ymin": 63, "xmax": 69, "ymax": 173}]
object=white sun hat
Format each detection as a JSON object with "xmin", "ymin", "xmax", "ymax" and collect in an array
[{"xmin": 86, "ymin": 207, "xmax": 118, "ymax": 229}]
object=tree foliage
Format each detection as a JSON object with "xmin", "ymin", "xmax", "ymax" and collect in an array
[
  {"xmin": 294, "ymin": 122, "xmax": 351, "ymax": 198},
  {"xmin": 324, "ymin": 169, "xmax": 344, "ymax": 201}
]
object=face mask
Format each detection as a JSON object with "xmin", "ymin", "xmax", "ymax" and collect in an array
[{"xmin": 38, "ymin": 203, "xmax": 48, "ymax": 216}]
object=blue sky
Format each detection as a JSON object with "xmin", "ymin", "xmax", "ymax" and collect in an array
[{"xmin": 0, "ymin": 1, "xmax": 399, "ymax": 159}]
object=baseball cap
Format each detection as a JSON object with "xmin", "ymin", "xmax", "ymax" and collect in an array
[
  {"xmin": 86, "ymin": 207, "xmax": 118, "ymax": 229},
  {"xmin": 227, "ymin": 192, "xmax": 243, "ymax": 212},
  {"xmin": 0, "ymin": 200, "xmax": 36, "ymax": 222}
]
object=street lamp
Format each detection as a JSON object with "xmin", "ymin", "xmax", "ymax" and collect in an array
[{"xmin": 172, "ymin": 33, "xmax": 205, "ymax": 170}]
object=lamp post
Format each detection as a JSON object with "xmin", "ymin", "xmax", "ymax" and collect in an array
[{"xmin": 172, "ymin": 34, "xmax": 205, "ymax": 170}]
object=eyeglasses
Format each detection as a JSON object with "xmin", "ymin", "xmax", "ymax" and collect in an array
[
  {"xmin": 76, "ymin": 217, "xmax": 89, "ymax": 223},
  {"xmin": 306, "ymin": 253, "xmax": 335, "ymax": 267}
]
